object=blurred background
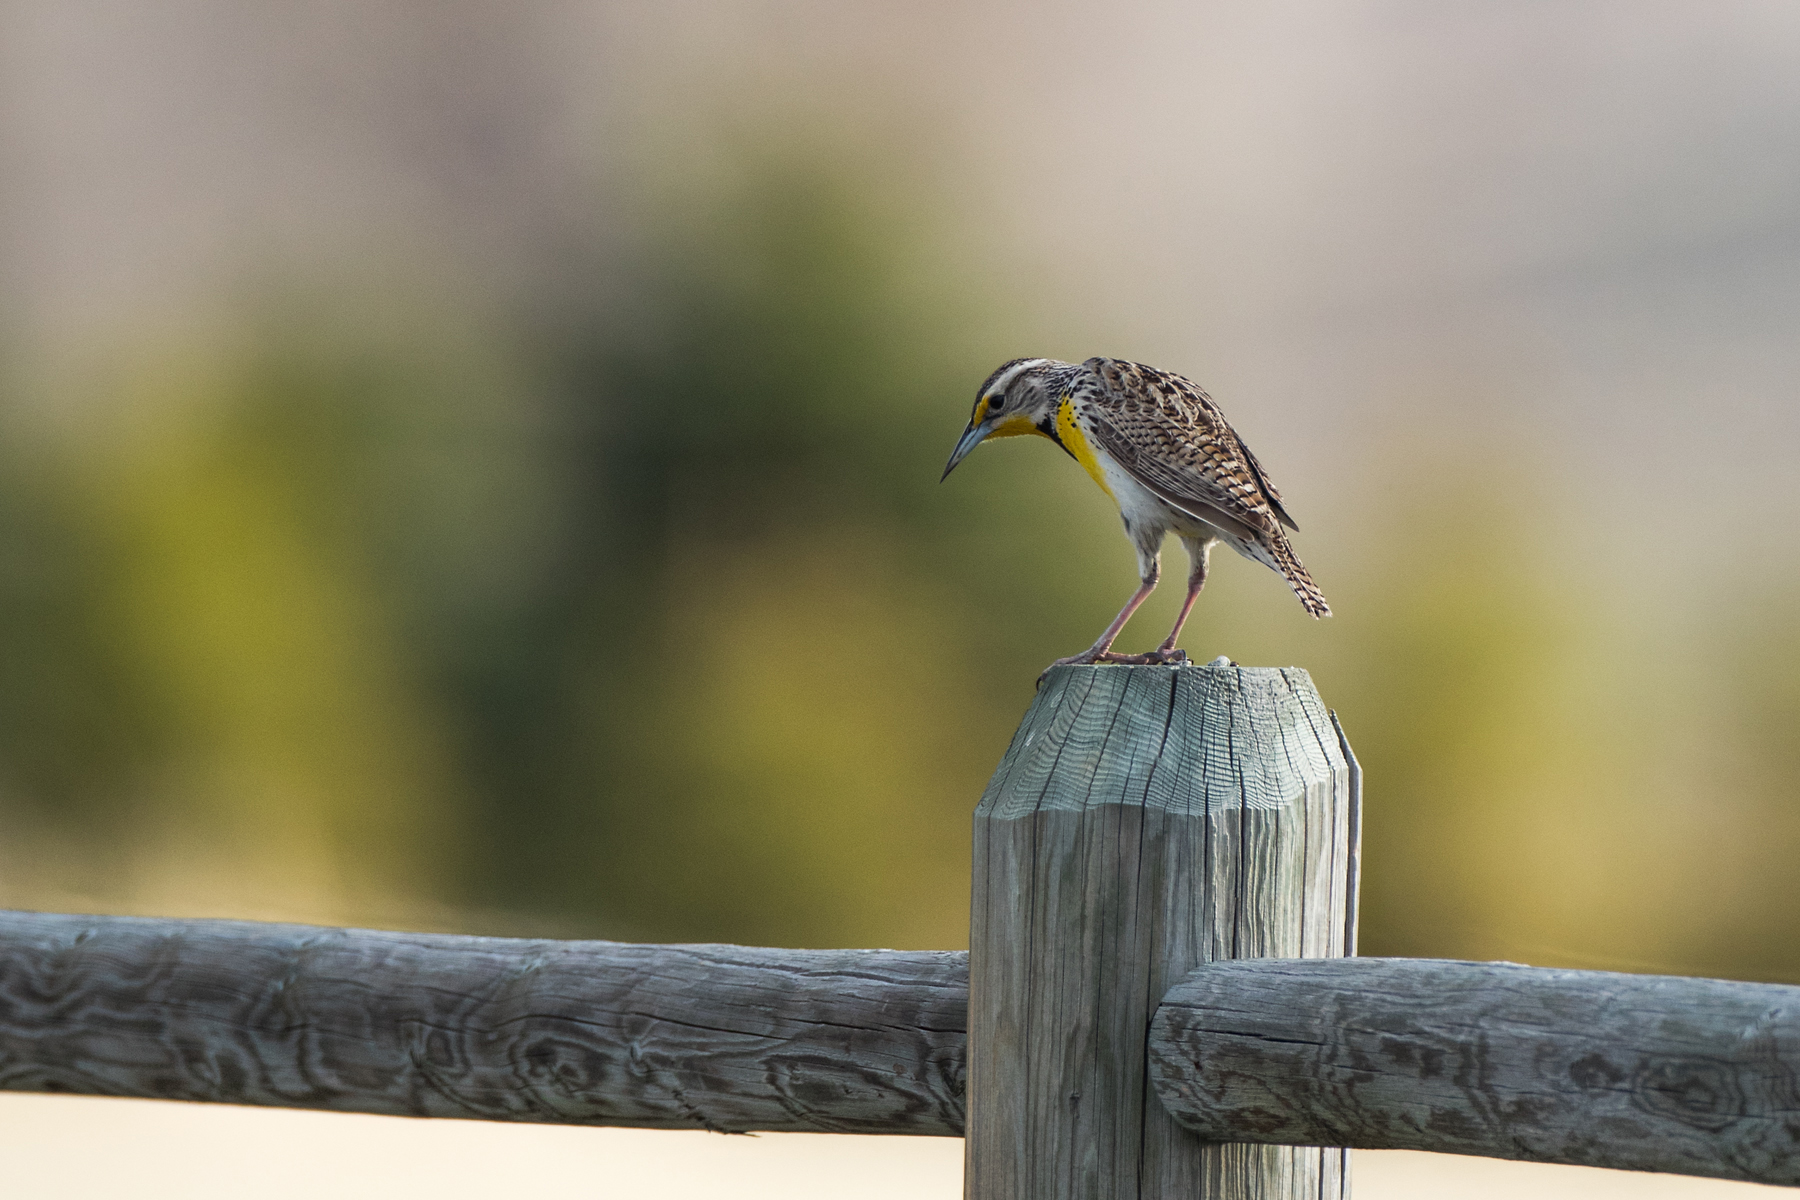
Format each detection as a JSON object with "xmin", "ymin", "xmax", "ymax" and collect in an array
[{"xmin": 2, "ymin": 1, "xmax": 1799, "ymax": 1194}]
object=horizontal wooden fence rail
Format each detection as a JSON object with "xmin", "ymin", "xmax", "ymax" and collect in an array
[
  {"xmin": 1150, "ymin": 956, "xmax": 1800, "ymax": 1188},
  {"xmin": 0, "ymin": 910, "xmax": 967, "ymax": 1135},
  {"xmin": 9, "ymin": 908, "xmax": 1800, "ymax": 1188}
]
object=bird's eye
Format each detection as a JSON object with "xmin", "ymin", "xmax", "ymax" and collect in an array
[{"xmin": 985, "ymin": 399, "xmax": 1002, "ymax": 419}]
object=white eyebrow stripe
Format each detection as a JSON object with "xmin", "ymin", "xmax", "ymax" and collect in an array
[{"xmin": 986, "ymin": 357, "xmax": 1051, "ymax": 397}]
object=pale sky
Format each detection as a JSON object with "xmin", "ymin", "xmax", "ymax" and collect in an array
[{"xmin": 6, "ymin": 2, "xmax": 1799, "ymax": 574}]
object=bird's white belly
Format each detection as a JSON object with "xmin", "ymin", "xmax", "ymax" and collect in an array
[{"xmin": 1099, "ymin": 455, "xmax": 1223, "ymax": 542}]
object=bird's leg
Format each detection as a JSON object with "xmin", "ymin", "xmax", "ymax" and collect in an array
[
  {"xmin": 1047, "ymin": 560, "xmax": 1160, "ymax": 670},
  {"xmin": 1155, "ymin": 537, "xmax": 1211, "ymax": 655},
  {"xmin": 1096, "ymin": 537, "xmax": 1210, "ymax": 667}
]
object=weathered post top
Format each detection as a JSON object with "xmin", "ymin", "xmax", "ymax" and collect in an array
[
  {"xmin": 988, "ymin": 662, "xmax": 1352, "ymax": 811},
  {"xmin": 966, "ymin": 661, "xmax": 1359, "ymax": 1200}
]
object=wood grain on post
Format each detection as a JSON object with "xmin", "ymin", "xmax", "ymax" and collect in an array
[
  {"xmin": 0, "ymin": 911, "xmax": 966, "ymax": 1134},
  {"xmin": 1151, "ymin": 957, "xmax": 1800, "ymax": 1187},
  {"xmin": 966, "ymin": 663, "xmax": 1360, "ymax": 1200}
]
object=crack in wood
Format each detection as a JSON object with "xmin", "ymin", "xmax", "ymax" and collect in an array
[{"xmin": 967, "ymin": 663, "xmax": 1357, "ymax": 1199}]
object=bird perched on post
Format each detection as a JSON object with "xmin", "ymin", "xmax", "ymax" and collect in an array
[{"xmin": 941, "ymin": 356, "xmax": 1329, "ymax": 667}]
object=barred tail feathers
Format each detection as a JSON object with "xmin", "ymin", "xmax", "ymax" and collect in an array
[
  {"xmin": 1268, "ymin": 531, "xmax": 1331, "ymax": 618},
  {"xmin": 1222, "ymin": 528, "xmax": 1331, "ymax": 617}
]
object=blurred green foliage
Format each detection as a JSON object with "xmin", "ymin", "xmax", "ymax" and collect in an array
[{"xmin": 2, "ymin": 144, "xmax": 1798, "ymax": 980}]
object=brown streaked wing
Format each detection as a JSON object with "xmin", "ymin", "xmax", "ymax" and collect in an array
[
  {"xmin": 1083, "ymin": 358, "xmax": 1284, "ymax": 541},
  {"xmin": 1240, "ymin": 442, "xmax": 1300, "ymax": 532}
]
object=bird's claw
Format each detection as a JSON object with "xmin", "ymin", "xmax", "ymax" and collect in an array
[
  {"xmin": 1037, "ymin": 653, "xmax": 1096, "ymax": 689},
  {"xmin": 1097, "ymin": 648, "xmax": 1189, "ymax": 666},
  {"xmin": 1037, "ymin": 647, "xmax": 1189, "ymax": 688}
]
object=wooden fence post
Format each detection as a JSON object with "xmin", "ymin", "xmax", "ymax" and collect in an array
[{"xmin": 966, "ymin": 662, "xmax": 1359, "ymax": 1200}]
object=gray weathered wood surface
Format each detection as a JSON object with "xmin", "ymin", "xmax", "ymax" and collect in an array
[
  {"xmin": 0, "ymin": 910, "xmax": 966, "ymax": 1134},
  {"xmin": 1151, "ymin": 956, "xmax": 1800, "ymax": 1187},
  {"xmin": 966, "ymin": 663, "xmax": 1360, "ymax": 1200}
]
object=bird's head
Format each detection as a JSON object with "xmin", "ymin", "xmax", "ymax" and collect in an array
[{"xmin": 941, "ymin": 357, "xmax": 1066, "ymax": 480}]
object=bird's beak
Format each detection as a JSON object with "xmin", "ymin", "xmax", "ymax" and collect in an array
[{"xmin": 941, "ymin": 420, "xmax": 989, "ymax": 481}]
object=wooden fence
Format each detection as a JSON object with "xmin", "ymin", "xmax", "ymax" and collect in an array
[{"xmin": 2, "ymin": 662, "xmax": 1797, "ymax": 1196}]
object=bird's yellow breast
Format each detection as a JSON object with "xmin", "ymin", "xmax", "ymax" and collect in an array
[{"xmin": 1055, "ymin": 398, "xmax": 1114, "ymax": 499}]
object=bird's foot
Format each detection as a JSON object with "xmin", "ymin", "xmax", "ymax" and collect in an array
[
  {"xmin": 1047, "ymin": 650, "xmax": 1104, "ymax": 669},
  {"xmin": 1038, "ymin": 646, "xmax": 1188, "ymax": 687},
  {"xmin": 1038, "ymin": 650, "xmax": 1099, "ymax": 688},
  {"xmin": 1097, "ymin": 647, "xmax": 1189, "ymax": 666},
  {"xmin": 1038, "ymin": 648, "xmax": 1106, "ymax": 688}
]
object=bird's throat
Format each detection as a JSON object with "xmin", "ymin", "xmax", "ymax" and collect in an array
[
  {"xmin": 1054, "ymin": 397, "xmax": 1114, "ymax": 499},
  {"xmin": 983, "ymin": 413, "xmax": 1039, "ymax": 440}
]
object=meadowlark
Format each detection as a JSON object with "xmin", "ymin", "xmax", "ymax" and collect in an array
[{"xmin": 941, "ymin": 356, "xmax": 1329, "ymax": 667}]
